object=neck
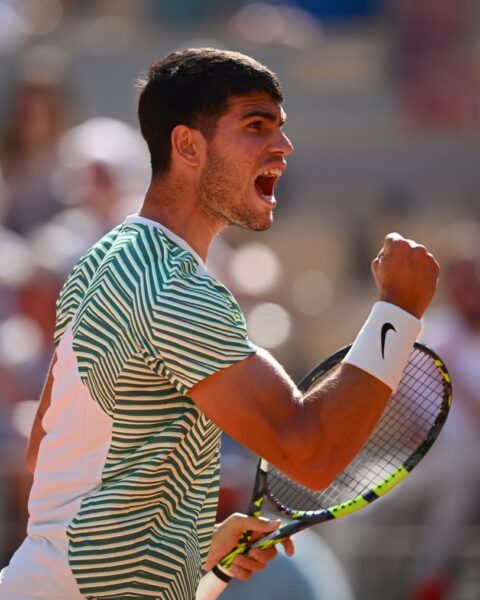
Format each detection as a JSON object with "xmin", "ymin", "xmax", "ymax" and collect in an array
[{"xmin": 138, "ymin": 177, "xmax": 224, "ymax": 263}]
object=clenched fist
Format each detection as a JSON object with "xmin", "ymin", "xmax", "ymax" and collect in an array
[{"xmin": 372, "ymin": 232, "xmax": 439, "ymax": 319}]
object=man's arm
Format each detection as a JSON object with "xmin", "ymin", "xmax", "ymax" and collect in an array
[
  {"xmin": 26, "ymin": 354, "xmax": 57, "ymax": 474},
  {"xmin": 191, "ymin": 347, "xmax": 389, "ymax": 489},
  {"xmin": 190, "ymin": 233, "xmax": 439, "ymax": 490}
]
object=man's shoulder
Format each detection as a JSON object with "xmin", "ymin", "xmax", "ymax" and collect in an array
[{"xmin": 72, "ymin": 223, "xmax": 124, "ymax": 274}]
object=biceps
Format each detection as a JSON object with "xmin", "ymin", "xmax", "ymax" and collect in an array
[{"xmin": 189, "ymin": 349, "xmax": 300, "ymax": 459}]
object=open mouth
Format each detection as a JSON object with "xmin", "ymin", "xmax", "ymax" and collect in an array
[{"xmin": 254, "ymin": 167, "xmax": 283, "ymax": 202}]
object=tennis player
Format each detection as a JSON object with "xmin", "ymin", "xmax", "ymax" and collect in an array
[{"xmin": 0, "ymin": 48, "xmax": 439, "ymax": 599}]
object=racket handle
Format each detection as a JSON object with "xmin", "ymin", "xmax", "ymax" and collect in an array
[{"xmin": 196, "ymin": 567, "xmax": 231, "ymax": 600}]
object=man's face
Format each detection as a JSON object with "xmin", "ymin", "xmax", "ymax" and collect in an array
[{"xmin": 197, "ymin": 93, "xmax": 293, "ymax": 231}]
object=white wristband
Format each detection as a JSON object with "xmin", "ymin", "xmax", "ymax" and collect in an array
[{"xmin": 343, "ymin": 301, "xmax": 422, "ymax": 392}]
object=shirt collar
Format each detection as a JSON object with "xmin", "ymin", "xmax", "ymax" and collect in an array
[{"xmin": 124, "ymin": 214, "xmax": 207, "ymax": 273}]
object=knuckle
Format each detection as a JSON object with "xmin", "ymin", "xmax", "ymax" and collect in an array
[
  {"xmin": 230, "ymin": 512, "xmax": 243, "ymax": 525},
  {"xmin": 411, "ymin": 245, "xmax": 427, "ymax": 258},
  {"xmin": 269, "ymin": 547, "xmax": 278, "ymax": 558},
  {"xmin": 385, "ymin": 231, "xmax": 401, "ymax": 241},
  {"xmin": 391, "ymin": 239, "xmax": 408, "ymax": 253},
  {"xmin": 234, "ymin": 555, "xmax": 248, "ymax": 568},
  {"xmin": 259, "ymin": 549, "xmax": 275, "ymax": 564},
  {"xmin": 245, "ymin": 556, "xmax": 261, "ymax": 570},
  {"xmin": 234, "ymin": 569, "xmax": 249, "ymax": 580},
  {"xmin": 231, "ymin": 564, "xmax": 246, "ymax": 579}
]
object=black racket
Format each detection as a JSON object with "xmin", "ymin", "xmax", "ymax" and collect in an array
[{"xmin": 196, "ymin": 342, "xmax": 452, "ymax": 600}]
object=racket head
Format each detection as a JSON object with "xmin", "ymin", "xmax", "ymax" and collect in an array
[{"xmin": 263, "ymin": 342, "xmax": 452, "ymax": 523}]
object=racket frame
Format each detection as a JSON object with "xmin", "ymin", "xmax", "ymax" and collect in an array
[{"xmin": 202, "ymin": 341, "xmax": 452, "ymax": 591}]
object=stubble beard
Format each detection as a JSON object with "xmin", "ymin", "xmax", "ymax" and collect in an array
[{"xmin": 196, "ymin": 148, "xmax": 273, "ymax": 232}]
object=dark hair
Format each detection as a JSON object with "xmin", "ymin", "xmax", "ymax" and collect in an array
[{"xmin": 137, "ymin": 48, "xmax": 283, "ymax": 177}]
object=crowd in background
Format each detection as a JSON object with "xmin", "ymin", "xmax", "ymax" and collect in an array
[{"xmin": 0, "ymin": 1, "xmax": 479, "ymax": 599}]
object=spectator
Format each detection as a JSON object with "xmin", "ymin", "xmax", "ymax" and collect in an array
[
  {"xmin": 0, "ymin": 51, "xmax": 72, "ymax": 234},
  {"xmin": 409, "ymin": 256, "xmax": 480, "ymax": 600}
]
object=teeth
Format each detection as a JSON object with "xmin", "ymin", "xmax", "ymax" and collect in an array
[{"xmin": 260, "ymin": 168, "xmax": 282, "ymax": 177}]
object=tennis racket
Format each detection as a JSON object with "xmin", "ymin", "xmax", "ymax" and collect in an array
[{"xmin": 196, "ymin": 341, "xmax": 452, "ymax": 600}]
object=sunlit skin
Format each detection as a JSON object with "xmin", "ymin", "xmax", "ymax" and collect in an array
[
  {"xmin": 197, "ymin": 94, "xmax": 293, "ymax": 232},
  {"xmin": 139, "ymin": 93, "xmax": 293, "ymax": 262}
]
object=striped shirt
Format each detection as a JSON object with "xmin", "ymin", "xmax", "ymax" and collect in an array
[{"xmin": 27, "ymin": 215, "xmax": 256, "ymax": 599}]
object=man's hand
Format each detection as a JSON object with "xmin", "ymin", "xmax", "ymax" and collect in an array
[
  {"xmin": 372, "ymin": 232, "xmax": 439, "ymax": 319},
  {"xmin": 204, "ymin": 513, "xmax": 294, "ymax": 580}
]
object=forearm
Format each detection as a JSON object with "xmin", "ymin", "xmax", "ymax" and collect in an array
[
  {"xmin": 193, "ymin": 350, "xmax": 389, "ymax": 490},
  {"xmin": 281, "ymin": 363, "xmax": 390, "ymax": 489}
]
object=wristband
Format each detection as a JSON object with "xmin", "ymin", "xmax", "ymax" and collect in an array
[{"xmin": 343, "ymin": 301, "xmax": 422, "ymax": 392}]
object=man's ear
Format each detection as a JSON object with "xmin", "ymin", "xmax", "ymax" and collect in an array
[{"xmin": 170, "ymin": 125, "xmax": 206, "ymax": 168}]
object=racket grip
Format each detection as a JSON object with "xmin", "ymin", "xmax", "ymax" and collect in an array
[{"xmin": 196, "ymin": 567, "xmax": 231, "ymax": 600}]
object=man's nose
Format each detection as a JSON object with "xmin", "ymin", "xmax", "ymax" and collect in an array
[{"xmin": 272, "ymin": 130, "xmax": 294, "ymax": 156}]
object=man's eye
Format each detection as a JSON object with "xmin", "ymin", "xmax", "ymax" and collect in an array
[{"xmin": 247, "ymin": 121, "xmax": 263, "ymax": 130}]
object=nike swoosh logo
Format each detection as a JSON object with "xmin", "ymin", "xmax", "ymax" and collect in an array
[{"xmin": 381, "ymin": 322, "xmax": 396, "ymax": 359}]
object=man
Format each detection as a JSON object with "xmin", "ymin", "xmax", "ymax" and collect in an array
[{"xmin": 0, "ymin": 48, "xmax": 439, "ymax": 599}]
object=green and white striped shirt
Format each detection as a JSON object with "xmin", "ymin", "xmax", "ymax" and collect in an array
[{"xmin": 27, "ymin": 215, "xmax": 256, "ymax": 599}]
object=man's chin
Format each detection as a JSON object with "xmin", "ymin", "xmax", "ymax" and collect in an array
[
  {"xmin": 233, "ymin": 215, "xmax": 273, "ymax": 232},
  {"xmin": 251, "ymin": 220, "xmax": 273, "ymax": 232},
  {"xmin": 224, "ymin": 202, "xmax": 275, "ymax": 232}
]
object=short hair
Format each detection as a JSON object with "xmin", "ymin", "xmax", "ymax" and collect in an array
[{"xmin": 137, "ymin": 48, "xmax": 283, "ymax": 177}]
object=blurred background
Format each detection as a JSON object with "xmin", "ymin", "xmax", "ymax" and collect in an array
[{"xmin": 0, "ymin": 1, "xmax": 479, "ymax": 599}]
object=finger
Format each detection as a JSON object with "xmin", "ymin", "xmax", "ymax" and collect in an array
[
  {"xmin": 240, "ymin": 516, "xmax": 281, "ymax": 535},
  {"xmin": 383, "ymin": 232, "xmax": 404, "ymax": 252},
  {"xmin": 384, "ymin": 232, "xmax": 428, "ymax": 257},
  {"xmin": 247, "ymin": 546, "xmax": 278, "ymax": 566},
  {"xmin": 383, "ymin": 234, "xmax": 408, "ymax": 257},
  {"xmin": 229, "ymin": 560, "xmax": 259, "ymax": 581},
  {"xmin": 228, "ymin": 564, "xmax": 253, "ymax": 580},
  {"xmin": 281, "ymin": 537, "xmax": 295, "ymax": 557},
  {"xmin": 232, "ymin": 551, "xmax": 274, "ymax": 573},
  {"xmin": 384, "ymin": 232, "xmax": 429, "ymax": 253}
]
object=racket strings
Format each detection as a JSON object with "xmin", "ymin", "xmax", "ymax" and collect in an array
[{"xmin": 266, "ymin": 347, "xmax": 447, "ymax": 514}]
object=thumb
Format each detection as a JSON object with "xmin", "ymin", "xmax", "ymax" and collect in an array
[{"xmin": 240, "ymin": 516, "xmax": 281, "ymax": 533}]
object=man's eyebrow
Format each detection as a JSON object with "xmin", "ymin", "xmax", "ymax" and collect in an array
[{"xmin": 240, "ymin": 110, "xmax": 287, "ymax": 125}]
